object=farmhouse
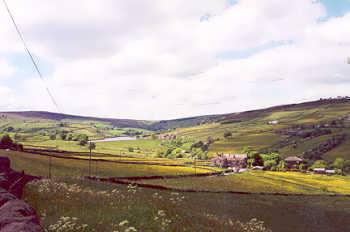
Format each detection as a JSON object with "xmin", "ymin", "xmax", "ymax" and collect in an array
[
  {"xmin": 158, "ymin": 134, "xmax": 177, "ymax": 140},
  {"xmin": 211, "ymin": 153, "xmax": 248, "ymax": 169},
  {"xmin": 268, "ymin": 120, "xmax": 279, "ymax": 125},
  {"xmin": 284, "ymin": 156, "xmax": 304, "ymax": 169}
]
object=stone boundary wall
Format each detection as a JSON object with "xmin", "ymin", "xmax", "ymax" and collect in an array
[
  {"xmin": 0, "ymin": 157, "xmax": 43, "ymax": 232},
  {"xmin": 87, "ymin": 176, "xmax": 350, "ymax": 197}
]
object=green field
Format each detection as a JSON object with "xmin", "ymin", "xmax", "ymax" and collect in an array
[
  {"xmin": 23, "ymin": 177, "xmax": 350, "ymax": 232},
  {"xmin": 0, "ymin": 150, "xmax": 211, "ymax": 178},
  {"xmin": 170, "ymin": 102, "xmax": 350, "ymax": 160},
  {"xmin": 2, "ymin": 100, "xmax": 350, "ymax": 163},
  {"xmin": 137, "ymin": 171, "xmax": 350, "ymax": 195},
  {"xmin": 22, "ymin": 139, "xmax": 163, "ymax": 157},
  {"xmin": 2, "ymin": 149, "xmax": 349, "ymax": 231}
]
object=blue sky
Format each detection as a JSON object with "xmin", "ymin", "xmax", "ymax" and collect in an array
[{"xmin": 321, "ymin": 0, "xmax": 350, "ymax": 17}]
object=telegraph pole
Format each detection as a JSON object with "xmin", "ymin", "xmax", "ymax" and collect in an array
[
  {"xmin": 194, "ymin": 156, "xmax": 197, "ymax": 175},
  {"xmin": 48, "ymin": 156, "xmax": 52, "ymax": 179},
  {"xmin": 89, "ymin": 141, "xmax": 92, "ymax": 177},
  {"xmin": 95, "ymin": 160, "xmax": 98, "ymax": 176}
]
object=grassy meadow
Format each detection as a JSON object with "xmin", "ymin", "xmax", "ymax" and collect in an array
[
  {"xmin": 2, "ymin": 100, "xmax": 350, "ymax": 162},
  {"xmin": 0, "ymin": 150, "xmax": 211, "ymax": 178},
  {"xmin": 22, "ymin": 139, "xmax": 163, "ymax": 157},
  {"xmin": 136, "ymin": 171, "xmax": 350, "ymax": 195},
  {"xmin": 170, "ymin": 102, "xmax": 350, "ymax": 159},
  {"xmin": 23, "ymin": 177, "xmax": 350, "ymax": 232},
  {"xmin": 1, "ymin": 149, "xmax": 350, "ymax": 231},
  {"xmin": 1, "ymin": 101, "xmax": 350, "ymax": 231}
]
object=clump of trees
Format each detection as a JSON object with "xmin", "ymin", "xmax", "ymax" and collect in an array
[
  {"xmin": 77, "ymin": 134, "xmax": 89, "ymax": 146},
  {"xmin": 246, "ymin": 151, "xmax": 281, "ymax": 171},
  {"xmin": 260, "ymin": 153, "xmax": 281, "ymax": 171},
  {"xmin": 302, "ymin": 134, "xmax": 347, "ymax": 160},
  {"xmin": 310, "ymin": 158, "xmax": 350, "ymax": 175},
  {"xmin": 0, "ymin": 134, "xmax": 23, "ymax": 151},
  {"xmin": 156, "ymin": 137, "xmax": 210, "ymax": 160},
  {"xmin": 224, "ymin": 131, "xmax": 232, "ymax": 138}
]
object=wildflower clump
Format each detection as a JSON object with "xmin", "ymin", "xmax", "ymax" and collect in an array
[
  {"xmin": 113, "ymin": 220, "xmax": 137, "ymax": 232},
  {"xmin": 153, "ymin": 210, "xmax": 172, "ymax": 231},
  {"xmin": 169, "ymin": 192, "xmax": 185, "ymax": 203},
  {"xmin": 46, "ymin": 216, "xmax": 88, "ymax": 232},
  {"xmin": 234, "ymin": 218, "xmax": 272, "ymax": 232},
  {"xmin": 127, "ymin": 184, "xmax": 138, "ymax": 194}
]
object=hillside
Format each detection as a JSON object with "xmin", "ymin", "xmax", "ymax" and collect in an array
[
  {"xmin": 0, "ymin": 111, "xmax": 153, "ymax": 129},
  {"xmin": 1, "ymin": 97, "xmax": 350, "ymax": 161},
  {"xmin": 2, "ymin": 97, "xmax": 350, "ymax": 130},
  {"xmin": 171, "ymin": 97, "xmax": 350, "ymax": 161}
]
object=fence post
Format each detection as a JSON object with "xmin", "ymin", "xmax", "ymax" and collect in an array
[
  {"xmin": 89, "ymin": 143, "xmax": 92, "ymax": 177},
  {"xmin": 48, "ymin": 156, "xmax": 52, "ymax": 179}
]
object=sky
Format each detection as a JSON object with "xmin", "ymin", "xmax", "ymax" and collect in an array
[{"xmin": 0, "ymin": 0, "xmax": 349, "ymax": 120}]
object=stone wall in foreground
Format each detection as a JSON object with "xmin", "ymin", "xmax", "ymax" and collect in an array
[{"xmin": 0, "ymin": 157, "xmax": 43, "ymax": 232}]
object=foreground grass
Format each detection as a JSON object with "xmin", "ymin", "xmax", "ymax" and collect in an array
[
  {"xmin": 3, "ymin": 149, "xmax": 350, "ymax": 231},
  {"xmin": 138, "ymin": 171, "xmax": 350, "ymax": 195},
  {"xmin": 24, "ymin": 177, "xmax": 350, "ymax": 232},
  {"xmin": 0, "ymin": 150, "xmax": 211, "ymax": 178}
]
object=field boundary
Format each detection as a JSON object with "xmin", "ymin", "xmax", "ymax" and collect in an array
[
  {"xmin": 86, "ymin": 176, "xmax": 350, "ymax": 197},
  {"xmin": 102, "ymin": 171, "xmax": 225, "ymax": 180},
  {"xmin": 20, "ymin": 149, "xmax": 217, "ymax": 172}
]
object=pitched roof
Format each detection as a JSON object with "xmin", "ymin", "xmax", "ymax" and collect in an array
[
  {"xmin": 222, "ymin": 154, "xmax": 247, "ymax": 160},
  {"xmin": 211, "ymin": 153, "xmax": 247, "ymax": 161},
  {"xmin": 284, "ymin": 156, "xmax": 303, "ymax": 162}
]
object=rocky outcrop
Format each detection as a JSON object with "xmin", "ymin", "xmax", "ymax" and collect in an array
[{"xmin": 0, "ymin": 157, "xmax": 43, "ymax": 232}]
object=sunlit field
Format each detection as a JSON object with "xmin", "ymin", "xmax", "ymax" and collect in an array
[
  {"xmin": 136, "ymin": 171, "xmax": 350, "ymax": 195},
  {"xmin": 0, "ymin": 150, "xmax": 211, "ymax": 178},
  {"xmin": 1, "ymin": 149, "xmax": 349, "ymax": 231},
  {"xmin": 22, "ymin": 139, "xmax": 163, "ymax": 157},
  {"xmin": 24, "ymin": 177, "xmax": 350, "ymax": 232}
]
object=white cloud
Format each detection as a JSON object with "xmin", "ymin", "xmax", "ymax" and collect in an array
[
  {"xmin": 0, "ymin": 0, "xmax": 349, "ymax": 119},
  {"xmin": 0, "ymin": 59, "xmax": 14, "ymax": 79}
]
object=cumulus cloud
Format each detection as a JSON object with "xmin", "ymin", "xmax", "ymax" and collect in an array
[
  {"xmin": 0, "ymin": 0, "xmax": 349, "ymax": 119},
  {"xmin": 0, "ymin": 60, "xmax": 14, "ymax": 78}
]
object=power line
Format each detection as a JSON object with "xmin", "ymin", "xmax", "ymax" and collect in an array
[{"xmin": 2, "ymin": 0, "xmax": 60, "ymax": 112}]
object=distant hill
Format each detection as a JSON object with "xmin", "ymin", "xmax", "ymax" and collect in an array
[
  {"xmin": 1, "ymin": 97, "xmax": 350, "ymax": 161},
  {"xmin": 1, "ymin": 97, "xmax": 350, "ymax": 131},
  {"xmin": 0, "ymin": 111, "xmax": 153, "ymax": 129}
]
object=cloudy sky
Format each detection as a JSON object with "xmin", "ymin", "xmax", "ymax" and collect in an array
[{"xmin": 0, "ymin": 0, "xmax": 349, "ymax": 120}]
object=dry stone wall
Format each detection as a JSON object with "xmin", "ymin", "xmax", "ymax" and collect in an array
[{"xmin": 0, "ymin": 157, "xmax": 43, "ymax": 232}]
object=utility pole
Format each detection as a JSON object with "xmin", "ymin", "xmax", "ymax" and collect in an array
[
  {"xmin": 95, "ymin": 160, "xmax": 98, "ymax": 176},
  {"xmin": 48, "ymin": 156, "xmax": 52, "ymax": 179},
  {"xmin": 194, "ymin": 157, "xmax": 197, "ymax": 175},
  {"xmin": 89, "ymin": 141, "xmax": 92, "ymax": 177}
]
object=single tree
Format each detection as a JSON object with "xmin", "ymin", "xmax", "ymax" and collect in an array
[
  {"xmin": 333, "ymin": 158, "xmax": 345, "ymax": 171},
  {"xmin": 89, "ymin": 142, "xmax": 96, "ymax": 150},
  {"xmin": 0, "ymin": 134, "xmax": 13, "ymax": 147},
  {"xmin": 310, "ymin": 160, "xmax": 327, "ymax": 170},
  {"xmin": 343, "ymin": 160, "xmax": 350, "ymax": 174},
  {"xmin": 223, "ymin": 131, "xmax": 232, "ymax": 138}
]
